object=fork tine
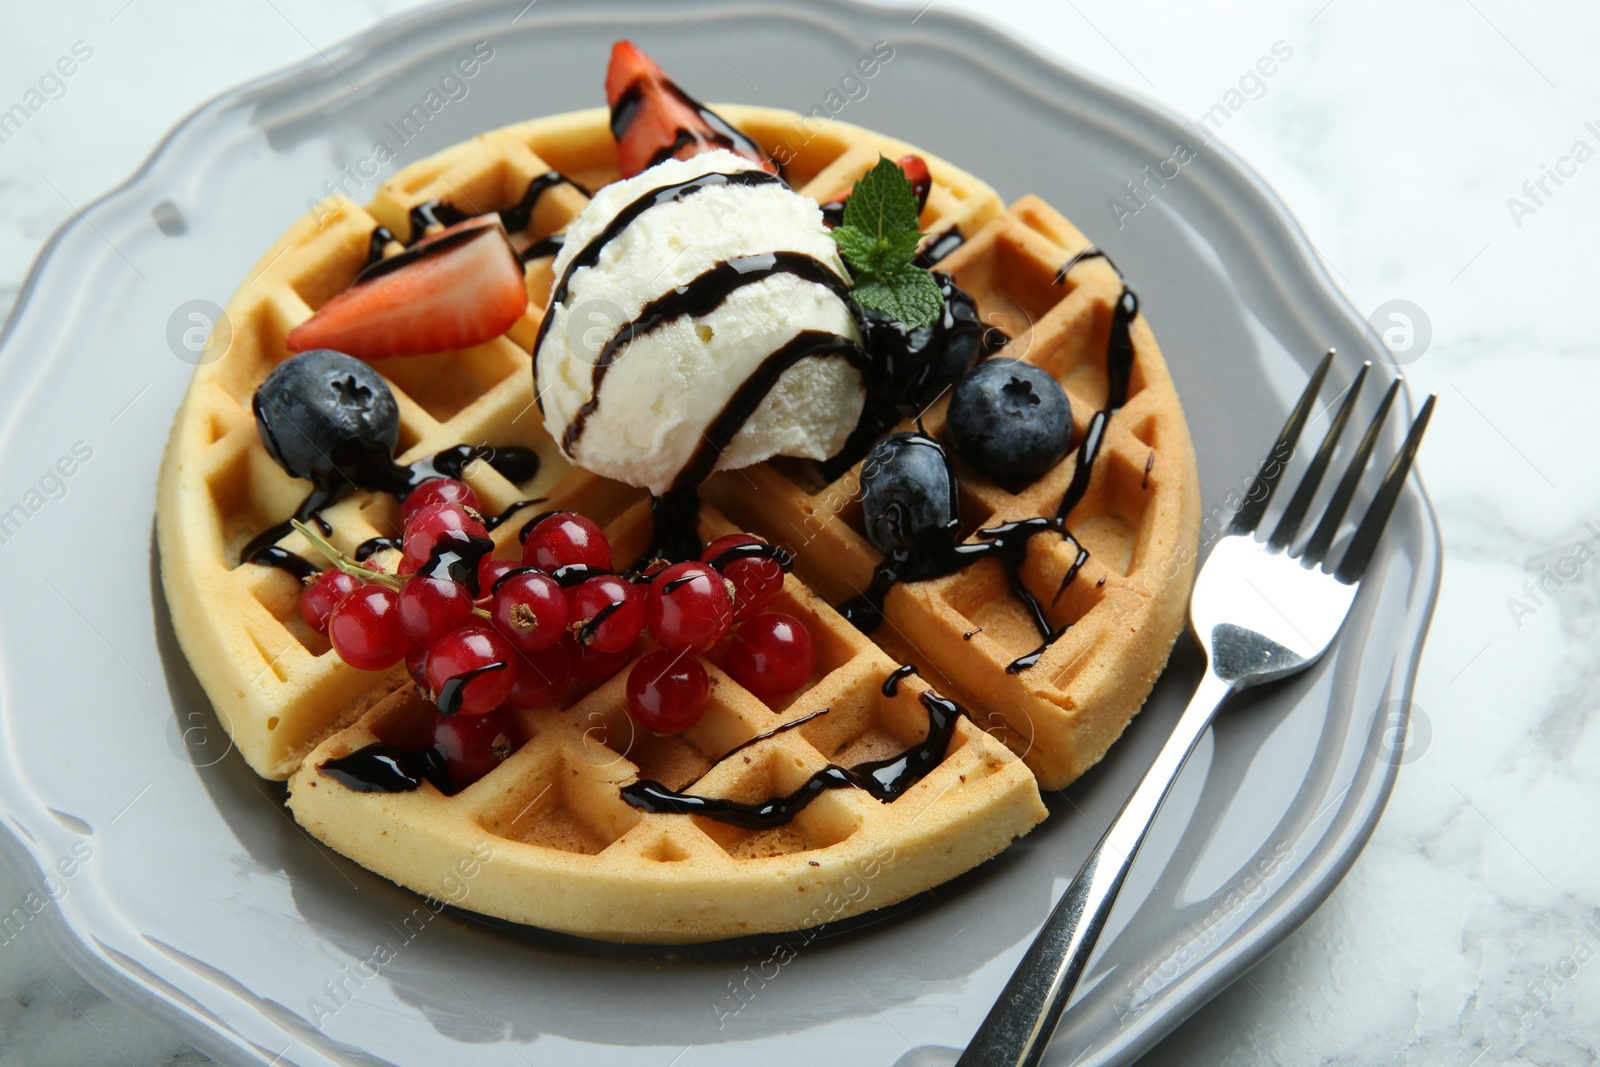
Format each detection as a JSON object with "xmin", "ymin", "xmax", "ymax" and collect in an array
[
  {"xmin": 1333, "ymin": 394, "xmax": 1436, "ymax": 583},
  {"xmin": 1228, "ymin": 349, "xmax": 1335, "ymax": 536},
  {"xmin": 1267, "ymin": 361, "xmax": 1371, "ymax": 551},
  {"xmin": 1301, "ymin": 377, "xmax": 1402, "ymax": 566}
]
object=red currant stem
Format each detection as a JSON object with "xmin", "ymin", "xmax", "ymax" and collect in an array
[
  {"xmin": 292, "ymin": 519, "xmax": 495, "ymax": 619},
  {"xmin": 290, "ymin": 519, "xmax": 405, "ymax": 592}
]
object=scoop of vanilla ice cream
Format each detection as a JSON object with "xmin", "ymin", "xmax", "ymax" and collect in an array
[{"xmin": 535, "ymin": 150, "xmax": 865, "ymax": 494}]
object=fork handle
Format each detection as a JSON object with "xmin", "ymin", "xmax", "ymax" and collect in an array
[{"xmin": 956, "ymin": 669, "xmax": 1235, "ymax": 1067}]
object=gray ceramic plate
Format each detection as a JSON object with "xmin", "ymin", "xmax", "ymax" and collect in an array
[{"xmin": 0, "ymin": 1, "xmax": 1441, "ymax": 1064}]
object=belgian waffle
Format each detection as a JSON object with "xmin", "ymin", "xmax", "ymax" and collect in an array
[{"xmin": 156, "ymin": 105, "xmax": 1198, "ymax": 942}]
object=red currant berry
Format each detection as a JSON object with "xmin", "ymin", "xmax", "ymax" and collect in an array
[
  {"xmin": 501, "ymin": 641, "xmax": 574, "ymax": 709},
  {"xmin": 426, "ymin": 625, "xmax": 516, "ymax": 715},
  {"xmin": 477, "ymin": 555, "xmax": 519, "ymax": 596},
  {"xmin": 431, "ymin": 706, "xmax": 518, "ymax": 789},
  {"xmin": 626, "ymin": 650, "xmax": 710, "ymax": 732},
  {"xmin": 406, "ymin": 644, "xmax": 431, "ymax": 688},
  {"xmin": 401, "ymin": 478, "xmax": 481, "ymax": 523},
  {"xmin": 633, "ymin": 557, "xmax": 670, "ymax": 582},
  {"xmin": 702, "ymin": 534, "xmax": 785, "ymax": 620},
  {"xmin": 568, "ymin": 574, "xmax": 645, "ymax": 654},
  {"xmin": 646, "ymin": 562, "xmax": 733, "ymax": 653},
  {"xmin": 396, "ymin": 575, "xmax": 475, "ymax": 647},
  {"xmin": 521, "ymin": 511, "xmax": 611, "ymax": 571},
  {"xmin": 724, "ymin": 612, "xmax": 815, "ymax": 701},
  {"xmin": 490, "ymin": 570, "xmax": 568, "ymax": 652},
  {"xmin": 301, "ymin": 569, "xmax": 361, "ymax": 632},
  {"xmin": 402, "ymin": 502, "xmax": 487, "ymax": 574},
  {"xmin": 327, "ymin": 587, "xmax": 410, "ymax": 671},
  {"xmin": 566, "ymin": 634, "xmax": 636, "ymax": 681}
]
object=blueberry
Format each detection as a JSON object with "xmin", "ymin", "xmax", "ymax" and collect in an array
[
  {"xmin": 947, "ymin": 358, "xmax": 1073, "ymax": 487},
  {"xmin": 929, "ymin": 276, "xmax": 989, "ymax": 398},
  {"xmin": 854, "ymin": 273, "xmax": 992, "ymax": 415},
  {"xmin": 253, "ymin": 349, "xmax": 400, "ymax": 483},
  {"xmin": 859, "ymin": 432, "xmax": 960, "ymax": 565}
]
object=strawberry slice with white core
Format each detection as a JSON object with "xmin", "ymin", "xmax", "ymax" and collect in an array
[{"xmin": 286, "ymin": 216, "xmax": 529, "ymax": 360}]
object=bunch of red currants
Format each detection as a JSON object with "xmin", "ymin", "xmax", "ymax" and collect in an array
[{"xmin": 299, "ymin": 479, "xmax": 816, "ymax": 743}]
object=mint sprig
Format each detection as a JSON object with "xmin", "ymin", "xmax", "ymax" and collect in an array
[{"xmin": 831, "ymin": 156, "xmax": 945, "ymax": 329}]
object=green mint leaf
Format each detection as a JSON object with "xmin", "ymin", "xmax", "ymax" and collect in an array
[
  {"xmin": 879, "ymin": 226, "xmax": 924, "ymax": 266},
  {"xmin": 851, "ymin": 266, "xmax": 945, "ymax": 329},
  {"xmin": 840, "ymin": 156, "xmax": 923, "ymax": 255},
  {"xmin": 831, "ymin": 224, "xmax": 881, "ymax": 273},
  {"xmin": 833, "ymin": 223, "xmax": 921, "ymax": 278},
  {"xmin": 829, "ymin": 156, "xmax": 946, "ymax": 330}
]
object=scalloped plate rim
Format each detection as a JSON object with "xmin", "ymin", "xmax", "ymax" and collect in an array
[{"xmin": 0, "ymin": 1, "xmax": 1443, "ymax": 1065}]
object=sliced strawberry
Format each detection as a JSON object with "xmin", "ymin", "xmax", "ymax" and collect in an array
[
  {"xmin": 605, "ymin": 39, "xmax": 776, "ymax": 178},
  {"xmin": 818, "ymin": 155, "xmax": 933, "ymax": 228},
  {"xmin": 286, "ymin": 217, "xmax": 528, "ymax": 360}
]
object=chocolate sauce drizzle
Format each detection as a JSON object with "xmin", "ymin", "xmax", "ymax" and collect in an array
[
  {"xmin": 1055, "ymin": 289, "xmax": 1137, "ymax": 524},
  {"xmin": 516, "ymin": 509, "xmax": 563, "ymax": 545},
  {"xmin": 882, "ymin": 663, "xmax": 919, "ymax": 696},
  {"xmin": 531, "ymin": 169, "xmax": 786, "ymax": 413},
  {"xmin": 596, "ymin": 329, "xmax": 868, "ymax": 571},
  {"xmin": 240, "ymin": 444, "xmax": 540, "ymax": 568},
  {"xmin": 1051, "ymin": 543, "xmax": 1091, "ymax": 604},
  {"xmin": 358, "ymin": 171, "xmax": 585, "ymax": 280},
  {"xmin": 838, "ymin": 287, "xmax": 1140, "ymax": 673},
  {"xmin": 410, "ymin": 443, "xmax": 541, "ymax": 487},
  {"xmin": 520, "ymin": 234, "xmax": 565, "ymax": 263},
  {"xmin": 353, "ymin": 501, "xmax": 539, "ymax": 563},
  {"xmin": 575, "ymin": 599, "xmax": 626, "ymax": 646},
  {"xmin": 610, "ymin": 78, "xmax": 772, "ymax": 173},
  {"xmin": 319, "ymin": 743, "xmax": 440, "ymax": 793},
  {"xmin": 317, "ymin": 732, "xmax": 504, "ymax": 796},
  {"xmin": 676, "ymin": 330, "xmax": 871, "ymax": 492},
  {"xmin": 363, "ymin": 226, "xmax": 397, "ymax": 271},
  {"xmin": 480, "ymin": 498, "xmax": 547, "ymax": 533},
  {"xmin": 623, "ymin": 490, "xmax": 695, "ymax": 565},
  {"xmin": 1005, "ymin": 641, "xmax": 1052, "ymax": 675},
  {"xmin": 1009, "ymin": 286, "xmax": 1138, "ymax": 671},
  {"xmin": 319, "ymin": 706, "xmax": 831, "ymax": 804},
  {"xmin": 245, "ymin": 545, "xmax": 320, "ymax": 582},
  {"xmin": 319, "ymin": 671, "xmax": 956, "ymax": 836},
  {"xmin": 561, "ymin": 252, "xmax": 855, "ymax": 454},
  {"xmin": 619, "ymin": 691, "xmax": 960, "ymax": 829},
  {"xmin": 839, "ymin": 435, "xmax": 1059, "ymax": 637},
  {"xmin": 436, "ymin": 661, "xmax": 508, "ymax": 717},
  {"xmin": 405, "ymin": 170, "xmax": 589, "ymax": 245},
  {"xmin": 914, "ymin": 227, "xmax": 965, "ymax": 270},
  {"xmin": 706, "ymin": 540, "xmax": 793, "ymax": 573},
  {"xmin": 548, "ymin": 563, "xmax": 612, "ymax": 588},
  {"xmin": 354, "ymin": 537, "xmax": 400, "ymax": 562},
  {"xmin": 659, "ymin": 573, "xmax": 699, "ymax": 595},
  {"xmin": 354, "ymin": 223, "xmax": 498, "ymax": 286},
  {"xmin": 417, "ymin": 530, "xmax": 496, "ymax": 596},
  {"xmin": 715, "ymin": 708, "xmax": 830, "ymax": 764},
  {"xmin": 1052, "ymin": 245, "xmax": 1124, "ymax": 285},
  {"xmin": 817, "ymin": 274, "xmax": 1002, "ymax": 483},
  {"xmin": 499, "ymin": 171, "xmax": 592, "ymax": 233}
]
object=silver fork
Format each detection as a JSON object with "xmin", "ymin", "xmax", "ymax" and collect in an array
[{"xmin": 957, "ymin": 352, "xmax": 1436, "ymax": 1067}]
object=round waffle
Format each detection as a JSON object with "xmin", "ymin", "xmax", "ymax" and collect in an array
[{"xmin": 156, "ymin": 105, "xmax": 1198, "ymax": 942}]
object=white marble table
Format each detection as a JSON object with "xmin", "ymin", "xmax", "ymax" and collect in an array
[{"xmin": 2, "ymin": 1, "xmax": 1596, "ymax": 1063}]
